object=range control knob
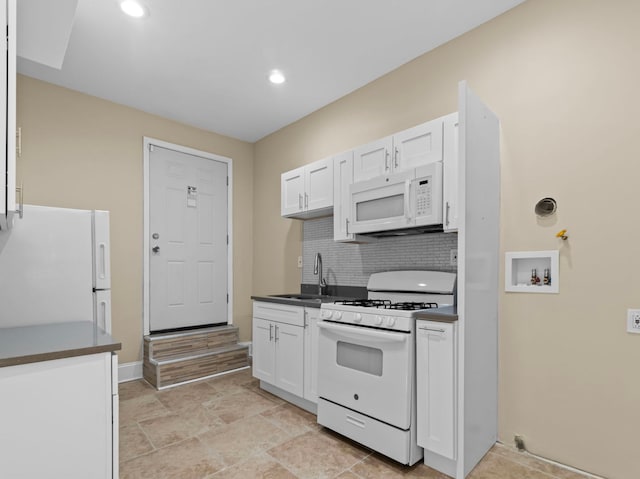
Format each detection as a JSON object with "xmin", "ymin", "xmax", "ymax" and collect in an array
[
  {"xmin": 386, "ymin": 316, "xmax": 396, "ymax": 327},
  {"xmin": 375, "ymin": 315, "xmax": 383, "ymax": 326},
  {"xmin": 322, "ymin": 310, "xmax": 333, "ymax": 319},
  {"xmin": 354, "ymin": 313, "xmax": 362, "ymax": 322},
  {"xmin": 334, "ymin": 311, "xmax": 343, "ymax": 320}
]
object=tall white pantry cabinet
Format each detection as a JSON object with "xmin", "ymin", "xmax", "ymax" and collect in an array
[
  {"xmin": 416, "ymin": 82, "xmax": 500, "ymax": 478},
  {"xmin": 0, "ymin": 0, "xmax": 17, "ymax": 232}
]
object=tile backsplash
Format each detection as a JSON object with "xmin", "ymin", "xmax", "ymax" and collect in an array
[{"xmin": 302, "ymin": 216, "xmax": 457, "ymax": 287}]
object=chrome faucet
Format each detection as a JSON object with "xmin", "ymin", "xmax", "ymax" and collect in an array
[{"xmin": 314, "ymin": 252, "xmax": 327, "ymax": 296}]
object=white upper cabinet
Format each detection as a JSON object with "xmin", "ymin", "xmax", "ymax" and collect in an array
[
  {"xmin": 305, "ymin": 157, "xmax": 334, "ymax": 212},
  {"xmin": 281, "ymin": 166, "xmax": 305, "ymax": 217},
  {"xmin": 281, "ymin": 157, "xmax": 333, "ymax": 219},
  {"xmin": 353, "ymin": 120, "xmax": 443, "ymax": 183},
  {"xmin": 353, "ymin": 136, "xmax": 393, "ymax": 182},
  {"xmin": 0, "ymin": 0, "xmax": 17, "ymax": 232},
  {"xmin": 442, "ymin": 112, "xmax": 459, "ymax": 232}
]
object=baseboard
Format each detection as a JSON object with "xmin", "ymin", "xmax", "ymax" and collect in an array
[{"xmin": 118, "ymin": 361, "xmax": 143, "ymax": 383}]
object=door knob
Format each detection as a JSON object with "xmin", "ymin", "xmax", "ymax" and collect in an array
[{"xmin": 152, "ymin": 246, "xmax": 160, "ymax": 254}]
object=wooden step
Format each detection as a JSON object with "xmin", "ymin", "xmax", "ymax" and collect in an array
[
  {"xmin": 143, "ymin": 343, "xmax": 249, "ymax": 389},
  {"xmin": 142, "ymin": 325, "xmax": 249, "ymax": 389},
  {"xmin": 144, "ymin": 325, "xmax": 240, "ymax": 361}
]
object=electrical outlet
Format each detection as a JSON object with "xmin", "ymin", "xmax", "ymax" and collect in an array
[
  {"xmin": 627, "ymin": 309, "xmax": 640, "ymax": 333},
  {"xmin": 450, "ymin": 249, "xmax": 458, "ymax": 266},
  {"xmin": 297, "ymin": 256, "xmax": 303, "ymax": 268}
]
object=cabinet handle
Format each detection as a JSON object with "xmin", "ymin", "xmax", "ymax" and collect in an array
[
  {"xmin": 394, "ymin": 146, "xmax": 399, "ymax": 168},
  {"xmin": 304, "ymin": 311, "xmax": 308, "ymax": 328},
  {"xmin": 275, "ymin": 324, "xmax": 279, "ymax": 342},
  {"xmin": 445, "ymin": 201, "xmax": 450, "ymax": 226},
  {"xmin": 15, "ymin": 183, "xmax": 23, "ymax": 219},
  {"xmin": 384, "ymin": 150, "xmax": 389, "ymax": 171},
  {"xmin": 269, "ymin": 323, "xmax": 273, "ymax": 341},
  {"xmin": 305, "ymin": 193, "xmax": 308, "ymax": 209},
  {"xmin": 419, "ymin": 326, "xmax": 446, "ymax": 333},
  {"xmin": 298, "ymin": 193, "xmax": 303, "ymax": 210},
  {"xmin": 345, "ymin": 218, "xmax": 349, "ymax": 235}
]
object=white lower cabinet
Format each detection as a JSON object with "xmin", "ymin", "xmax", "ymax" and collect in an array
[
  {"xmin": 252, "ymin": 301, "xmax": 305, "ymax": 397},
  {"xmin": 253, "ymin": 301, "xmax": 321, "ymax": 404},
  {"xmin": 0, "ymin": 352, "xmax": 118, "ymax": 478},
  {"xmin": 416, "ymin": 320, "xmax": 457, "ymax": 461}
]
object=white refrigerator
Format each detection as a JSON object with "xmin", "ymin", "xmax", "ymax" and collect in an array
[{"xmin": 0, "ymin": 204, "xmax": 112, "ymax": 332}]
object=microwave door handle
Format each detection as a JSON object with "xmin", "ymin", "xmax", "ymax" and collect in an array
[{"xmin": 404, "ymin": 180, "xmax": 412, "ymax": 221}]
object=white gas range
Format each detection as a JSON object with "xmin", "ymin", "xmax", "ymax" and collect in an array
[{"xmin": 316, "ymin": 270, "xmax": 456, "ymax": 466}]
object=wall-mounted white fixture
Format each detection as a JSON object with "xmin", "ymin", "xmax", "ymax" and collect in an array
[
  {"xmin": 505, "ymin": 250, "xmax": 559, "ymax": 293},
  {"xmin": 268, "ymin": 70, "xmax": 286, "ymax": 84},
  {"xmin": 120, "ymin": 0, "xmax": 147, "ymax": 18}
]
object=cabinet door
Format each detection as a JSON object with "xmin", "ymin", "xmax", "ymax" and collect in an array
[
  {"xmin": 442, "ymin": 112, "xmax": 459, "ymax": 232},
  {"xmin": 0, "ymin": 353, "xmax": 113, "ymax": 479},
  {"xmin": 252, "ymin": 317, "xmax": 276, "ymax": 384},
  {"xmin": 416, "ymin": 321, "xmax": 456, "ymax": 460},
  {"xmin": 281, "ymin": 166, "xmax": 305, "ymax": 217},
  {"xmin": 353, "ymin": 136, "xmax": 393, "ymax": 182},
  {"xmin": 305, "ymin": 157, "xmax": 333, "ymax": 212},
  {"xmin": 393, "ymin": 119, "xmax": 443, "ymax": 173},
  {"xmin": 303, "ymin": 308, "xmax": 320, "ymax": 402},
  {"xmin": 333, "ymin": 150, "xmax": 355, "ymax": 242},
  {"xmin": 274, "ymin": 321, "xmax": 304, "ymax": 397}
]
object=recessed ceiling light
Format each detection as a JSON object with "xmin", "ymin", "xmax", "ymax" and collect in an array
[
  {"xmin": 120, "ymin": 0, "xmax": 147, "ymax": 18},
  {"xmin": 269, "ymin": 70, "xmax": 286, "ymax": 85}
]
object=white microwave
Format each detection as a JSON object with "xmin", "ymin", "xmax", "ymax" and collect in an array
[{"xmin": 348, "ymin": 163, "xmax": 443, "ymax": 236}]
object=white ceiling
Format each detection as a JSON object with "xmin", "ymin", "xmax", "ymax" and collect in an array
[{"xmin": 17, "ymin": 0, "xmax": 526, "ymax": 142}]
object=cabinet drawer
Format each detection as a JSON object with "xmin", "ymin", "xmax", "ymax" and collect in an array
[
  {"xmin": 317, "ymin": 398, "xmax": 413, "ymax": 465},
  {"xmin": 253, "ymin": 301, "xmax": 304, "ymax": 327}
]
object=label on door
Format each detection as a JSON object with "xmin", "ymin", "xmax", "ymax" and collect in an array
[{"xmin": 187, "ymin": 186, "xmax": 197, "ymax": 207}]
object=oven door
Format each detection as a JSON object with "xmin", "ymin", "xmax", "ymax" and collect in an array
[
  {"xmin": 349, "ymin": 170, "xmax": 415, "ymax": 234},
  {"xmin": 317, "ymin": 320, "xmax": 413, "ymax": 430}
]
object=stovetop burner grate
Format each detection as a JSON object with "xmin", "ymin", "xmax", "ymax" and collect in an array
[
  {"xmin": 333, "ymin": 299, "xmax": 391, "ymax": 307},
  {"xmin": 382, "ymin": 302, "xmax": 439, "ymax": 311},
  {"xmin": 332, "ymin": 299, "xmax": 438, "ymax": 310}
]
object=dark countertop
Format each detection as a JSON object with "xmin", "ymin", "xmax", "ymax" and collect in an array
[
  {"xmin": 415, "ymin": 305, "xmax": 458, "ymax": 322},
  {"xmin": 0, "ymin": 321, "xmax": 122, "ymax": 368},
  {"xmin": 252, "ymin": 284, "xmax": 367, "ymax": 308},
  {"xmin": 251, "ymin": 294, "xmax": 350, "ymax": 308}
]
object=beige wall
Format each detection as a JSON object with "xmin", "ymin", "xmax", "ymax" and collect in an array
[
  {"xmin": 254, "ymin": 1, "xmax": 640, "ymax": 477},
  {"xmin": 16, "ymin": 75, "xmax": 255, "ymax": 364}
]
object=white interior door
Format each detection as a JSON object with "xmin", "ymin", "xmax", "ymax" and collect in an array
[{"xmin": 149, "ymin": 145, "xmax": 228, "ymax": 332}]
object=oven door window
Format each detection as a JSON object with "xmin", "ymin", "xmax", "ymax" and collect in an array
[{"xmin": 336, "ymin": 341, "xmax": 383, "ymax": 376}]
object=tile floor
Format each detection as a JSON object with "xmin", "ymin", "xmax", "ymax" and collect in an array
[{"xmin": 119, "ymin": 368, "xmax": 591, "ymax": 479}]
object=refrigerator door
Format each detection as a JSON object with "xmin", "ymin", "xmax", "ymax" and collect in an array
[
  {"xmin": 94, "ymin": 290, "xmax": 112, "ymax": 334},
  {"xmin": 0, "ymin": 205, "xmax": 94, "ymax": 327},
  {"xmin": 92, "ymin": 210, "xmax": 111, "ymax": 290}
]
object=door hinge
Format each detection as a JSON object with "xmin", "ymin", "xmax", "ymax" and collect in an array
[
  {"xmin": 226, "ymin": 234, "xmax": 229, "ymax": 244},
  {"xmin": 226, "ymin": 176, "xmax": 229, "ymax": 186},
  {"xmin": 226, "ymin": 293, "xmax": 229, "ymax": 303},
  {"xmin": 149, "ymin": 144, "xmax": 155, "ymax": 152}
]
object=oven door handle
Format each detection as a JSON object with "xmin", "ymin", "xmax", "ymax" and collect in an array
[{"xmin": 318, "ymin": 321, "xmax": 408, "ymax": 343}]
